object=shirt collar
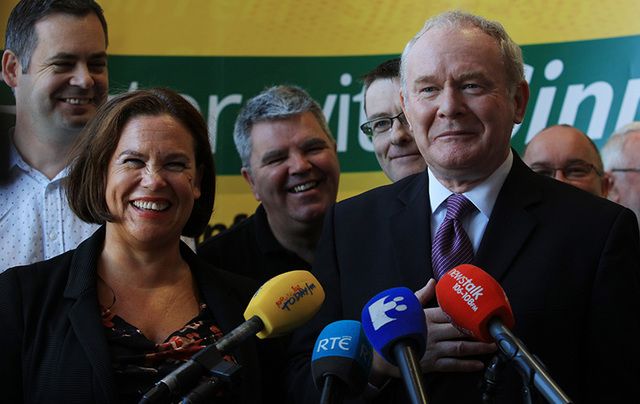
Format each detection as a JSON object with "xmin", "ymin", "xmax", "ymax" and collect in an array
[
  {"xmin": 428, "ymin": 150, "xmax": 513, "ymax": 219},
  {"xmin": 8, "ymin": 132, "xmax": 70, "ymax": 181}
]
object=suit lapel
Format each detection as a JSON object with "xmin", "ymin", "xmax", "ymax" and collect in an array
[
  {"xmin": 389, "ymin": 172, "xmax": 432, "ymax": 289},
  {"xmin": 64, "ymin": 227, "xmax": 118, "ymax": 403},
  {"xmin": 475, "ymin": 155, "xmax": 540, "ymax": 281}
]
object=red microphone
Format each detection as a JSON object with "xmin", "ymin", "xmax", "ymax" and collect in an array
[
  {"xmin": 435, "ymin": 264, "xmax": 514, "ymax": 342},
  {"xmin": 435, "ymin": 264, "xmax": 572, "ymax": 404}
]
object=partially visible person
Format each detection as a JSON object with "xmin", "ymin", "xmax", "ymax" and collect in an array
[
  {"xmin": 0, "ymin": 88, "xmax": 282, "ymax": 403},
  {"xmin": 523, "ymin": 124, "xmax": 610, "ymax": 197},
  {"xmin": 602, "ymin": 121, "xmax": 640, "ymax": 231},
  {"xmin": 361, "ymin": 58, "xmax": 426, "ymax": 182},
  {"xmin": 198, "ymin": 85, "xmax": 340, "ymax": 284},
  {"xmin": 0, "ymin": 0, "xmax": 109, "ymax": 270}
]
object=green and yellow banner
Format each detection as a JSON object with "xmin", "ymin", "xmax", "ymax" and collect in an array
[{"xmin": 2, "ymin": 1, "xmax": 640, "ymax": 236}]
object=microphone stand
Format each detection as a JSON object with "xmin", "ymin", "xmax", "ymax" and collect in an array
[
  {"xmin": 139, "ymin": 345, "xmax": 243, "ymax": 404},
  {"xmin": 481, "ymin": 353, "xmax": 506, "ymax": 404},
  {"xmin": 488, "ymin": 320, "xmax": 572, "ymax": 404},
  {"xmin": 319, "ymin": 375, "xmax": 345, "ymax": 404},
  {"xmin": 181, "ymin": 359, "xmax": 243, "ymax": 404},
  {"xmin": 393, "ymin": 344, "xmax": 429, "ymax": 404}
]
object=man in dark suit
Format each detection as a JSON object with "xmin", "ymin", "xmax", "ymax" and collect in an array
[{"xmin": 286, "ymin": 10, "xmax": 640, "ymax": 404}]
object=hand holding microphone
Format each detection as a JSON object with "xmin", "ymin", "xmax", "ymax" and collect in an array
[
  {"xmin": 436, "ymin": 264, "xmax": 572, "ymax": 404},
  {"xmin": 414, "ymin": 279, "xmax": 496, "ymax": 374},
  {"xmin": 140, "ymin": 270, "xmax": 325, "ymax": 404}
]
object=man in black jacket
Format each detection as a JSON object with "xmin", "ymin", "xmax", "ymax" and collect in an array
[
  {"xmin": 198, "ymin": 85, "xmax": 340, "ymax": 284},
  {"xmin": 286, "ymin": 10, "xmax": 640, "ymax": 404}
]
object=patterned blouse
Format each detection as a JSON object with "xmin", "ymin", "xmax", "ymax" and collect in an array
[{"xmin": 100, "ymin": 303, "xmax": 236, "ymax": 403}]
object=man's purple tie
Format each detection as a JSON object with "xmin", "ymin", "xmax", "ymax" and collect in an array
[{"xmin": 432, "ymin": 194, "xmax": 476, "ymax": 279}]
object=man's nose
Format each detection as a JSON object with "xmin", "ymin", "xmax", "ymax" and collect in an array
[
  {"xmin": 69, "ymin": 64, "xmax": 95, "ymax": 89},
  {"xmin": 289, "ymin": 153, "xmax": 312, "ymax": 174},
  {"xmin": 390, "ymin": 119, "xmax": 413, "ymax": 145},
  {"xmin": 437, "ymin": 87, "xmax": 466, "ymax": 118}
]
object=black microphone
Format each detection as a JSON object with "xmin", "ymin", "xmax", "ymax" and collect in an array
[{"xmin": 361, "ymin": 287, "xmax": 429, "ymax": 404}]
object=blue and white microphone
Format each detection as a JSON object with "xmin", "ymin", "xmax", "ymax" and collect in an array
[
  {"xmin": 311, "ymin": 320, "xmax": 373, "ymax": 404},
  {"xmin": 361, "ymin": 287, "xmax": 428, "ymax": 404}
]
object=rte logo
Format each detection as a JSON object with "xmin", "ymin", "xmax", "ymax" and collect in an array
[{"xmin": 315, "ymin": 335, "xmax": 353, "ymax": 352}]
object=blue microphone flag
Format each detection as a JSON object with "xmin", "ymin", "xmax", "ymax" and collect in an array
[{"xmin": 361, "ymin": 287, "xmax": 427, "ymax": 365}]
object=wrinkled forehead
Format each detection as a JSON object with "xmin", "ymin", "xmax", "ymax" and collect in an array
[{"xmin": 407, "ymin": 27, "xmax": 508, "ymax": 86}]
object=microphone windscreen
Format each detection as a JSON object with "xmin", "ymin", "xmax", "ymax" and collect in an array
[
  {"xmin": 244, "ymin": 270, "xmax": 325, "ymax": 338},
  {"xmin": 435, "ymin": 264, "xmax": 515, "ymax": 342},
  {"xmin": 361, "ymin": 287, "xmax": 427, "ymax": 365},
  {"xmin": 311, "ymin": 320, "xmax": 373, "ymax": 397}
]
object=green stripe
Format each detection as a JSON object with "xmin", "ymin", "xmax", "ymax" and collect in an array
[{"xmin": 2, "ymin": 34, "xmax": 639, "ymax": 174}]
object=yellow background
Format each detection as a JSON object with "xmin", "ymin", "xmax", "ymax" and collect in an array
[{"xmin": 3, "ymin": 0, "xmax": 640, "ymax": 55}]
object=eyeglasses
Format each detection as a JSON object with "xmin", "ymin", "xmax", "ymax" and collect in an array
[
  {"xmin": 530, "ymin": 161, "xmax": 603, "ymax": 180},
  {"xmin": 360, "ymin": 112, "xmax": 407, "ymax": 139},
  {"xmin": 610, "ymin": 168, "xmax": 640, "ymax": 173}
]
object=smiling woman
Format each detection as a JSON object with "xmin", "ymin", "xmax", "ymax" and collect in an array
[{"xmin": 0, "ymin": 88, "xmax": 284, "ymax": 403}]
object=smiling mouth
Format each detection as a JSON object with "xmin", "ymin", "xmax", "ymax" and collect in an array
[
  {"xmin": 391, "ymin": 152, "xmax": 422, "ymax": 160},
  {"xmin": 131, "ymin": 200, "xmax": 170, "ymax": 212},
  {"xmin": 61, "ymin": 98, "xmax": 92, "ymax": 105},
  {"xmin": 289, "ymin": 181, "xmax": 319, "ymax": 193},
  {"xmin": 436, "ymin": 130, "xmax": 476, "ymax": 139}
]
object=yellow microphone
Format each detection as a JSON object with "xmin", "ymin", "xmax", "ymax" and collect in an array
[
  {"xmin": 141, "ymin": 270, "xmax": 324, "ymax": 403},
  {"xmin": 244, "ymin": 269, "xmax": 325, "ymax": 338}
]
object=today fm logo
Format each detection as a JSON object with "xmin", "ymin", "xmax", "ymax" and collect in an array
[{"xmin": 275, "ymin": 282, "xmax": 317, "ymax": 311}]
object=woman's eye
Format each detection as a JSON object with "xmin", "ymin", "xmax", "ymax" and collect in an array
[
  {"xmin": 123, "ymin": 158, "xmax": 144, "ymax": 167},
  {"xmin": 166, "ymin": 162, "xmax": 187, "ymax": 171}
]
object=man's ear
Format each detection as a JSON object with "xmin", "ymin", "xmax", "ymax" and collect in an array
[
  {"xmin": 2, "ymin": 50, "xmax": 21, "ymax": 88},
  {"xmin": 513, "ymin": 80, "xmax": 530, "ymax": 124},
  {"xmin": 400, "ymin": 88, "xmax": 413, "ymax": 132},
  {"xmin": 241, "ymin": 167, "xmax": 261, "ymax": 201},
  {"xmin": 600, "ymin": 172, "xmax": 613, "ymax": 199},
  {"xmin": 605, "ymin": 173, "xmax": 620, "ymax": 202}
]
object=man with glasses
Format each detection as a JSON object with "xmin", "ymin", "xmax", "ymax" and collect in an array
[
  {"xmin": 602, "ymin": 122, "xmax": 640, "ymax": 232},
  {"xmin": 361, "ymin": 58, "xmax": 426, "ymax": 182},
  {"xmin": 523, "ymin": 124, "xmax": 610, "ymax": 197}
]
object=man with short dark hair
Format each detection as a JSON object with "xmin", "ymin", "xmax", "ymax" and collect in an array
[
  {"xmin": 361, "ymin": 58, "xmax": 426, "ymax": 182},
  {"xmin": 0, "ymin": 0, "xmax": 108, "ymax": 270},
  {"xmin": 523, "ymin": 124, "xmax": 610, "ymax": 197},
  {"xmin": 198, "ymin": 85, "xmax": 340, "ymax": 283},
  {"xmin": 287, "ymin": 10, "xmax": 639, "ymax": 404}
]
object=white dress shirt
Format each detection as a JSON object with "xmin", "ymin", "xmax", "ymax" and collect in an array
[
  {"xmin": 428, "ymin": 150, "xmax": 513, "ymax": 253},
  {"xmin": 0, "ymin": 143, "xmax": 98, "ymax": 271}
]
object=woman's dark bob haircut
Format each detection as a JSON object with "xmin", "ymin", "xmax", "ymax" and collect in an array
[{"xmin": 66, "ymin": 87, "xmax": 215, "ymax": 238}]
